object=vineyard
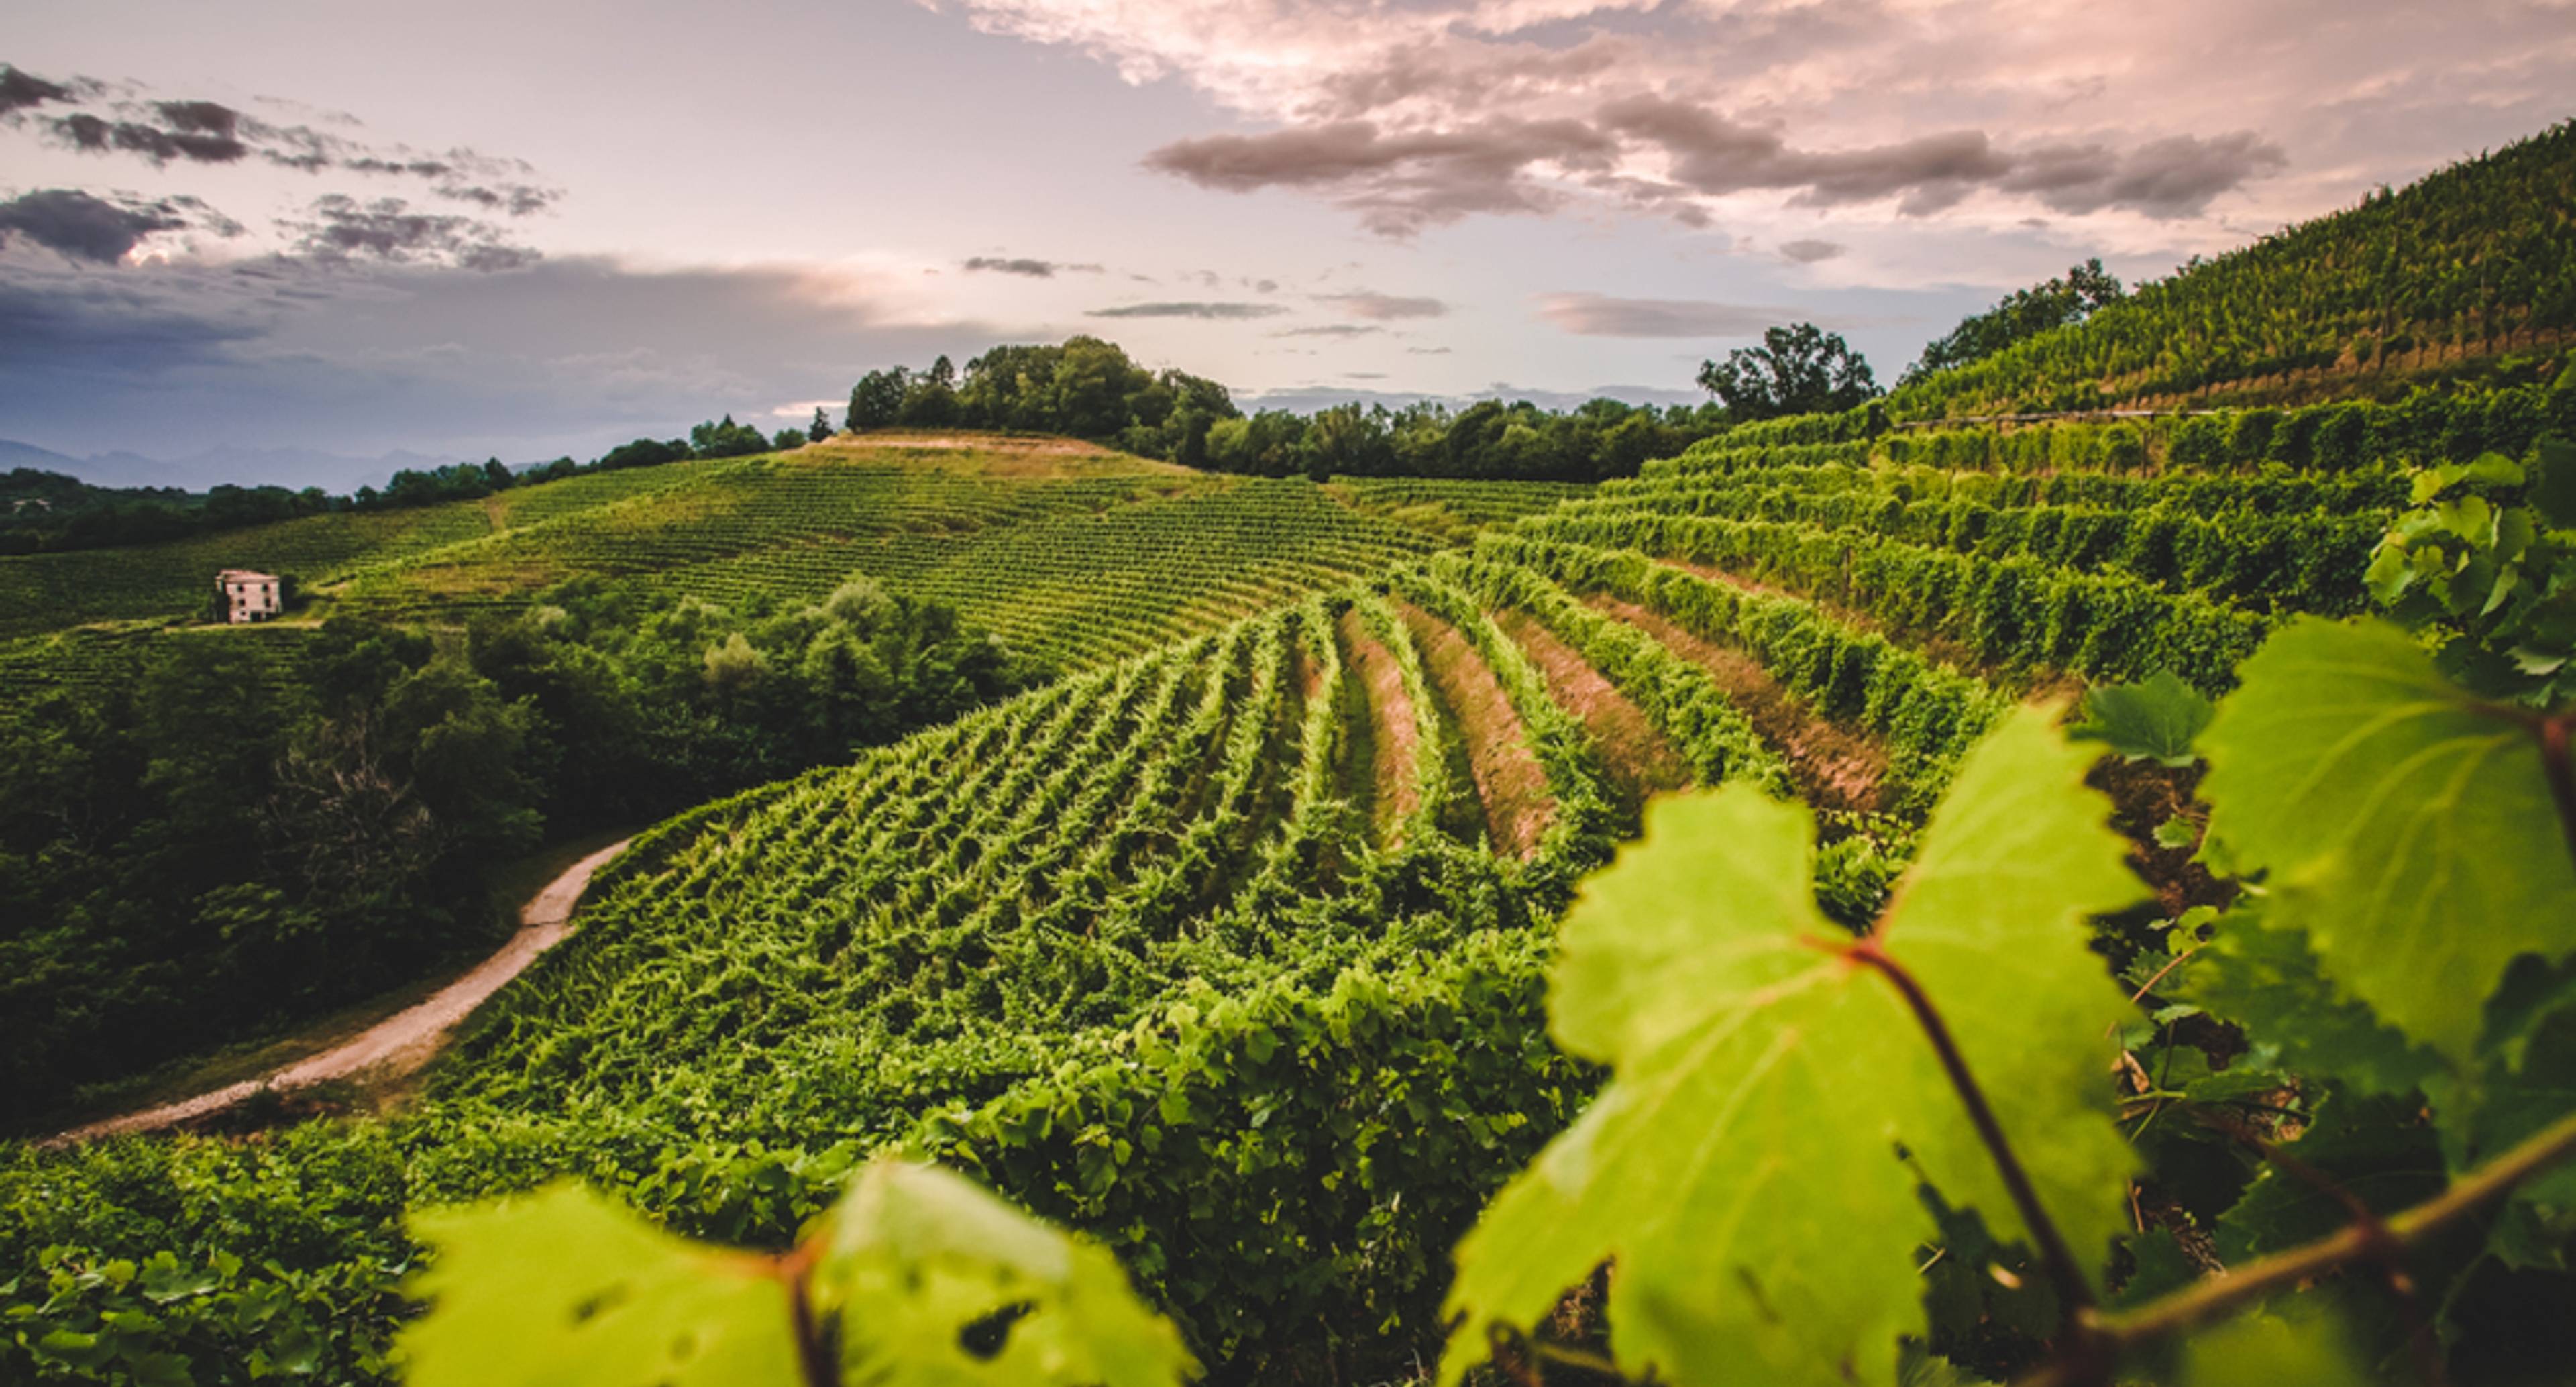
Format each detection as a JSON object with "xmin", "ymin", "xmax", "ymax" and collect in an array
[
  {"xmin": 8, "ymin": 121, "xmax": 2576, "ymax": 1387},
  {"xmin": 1888, "ymin": 119, "xmax": 2576, "ymax": 417},
  {"xmin": 0, "ymin": 435, "xmax": 1535, "ymax": 698}
]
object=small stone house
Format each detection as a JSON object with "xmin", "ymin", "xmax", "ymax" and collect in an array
[{"xmin": 217, "ymin": 569, "xmax": 282, "ymax": 624}]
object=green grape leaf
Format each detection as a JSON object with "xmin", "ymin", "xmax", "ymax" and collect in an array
[
  {"xmin": 810, "ymin": 1160, "xmax": 1195, "ymax": 1387},
  {"xmin": 1440, "ymin": 706, "xmax": 2142, "ymax": 1387},
  {"xmin": 2181, "ymin": 905, "xmax": 2447, "ymax": 1099},
  {"xmin": 2074, "ymin": 671, "xmax": 2217, "ymax": 767},
  {"xmin": 402, "ymin": 1182, "xmax": 803, "ymax": 1387},
  {"xmin": 2214, "ymin": 1093, "xmax": 2445, "ymax": 1266},
  {"xmin": 2178, "ymin": 1311, "xmax": 2359, "ymax": 1386},
  {"xmin": 2200, "ymin": 618, "xmax": 2576, "ymax": 1064}
]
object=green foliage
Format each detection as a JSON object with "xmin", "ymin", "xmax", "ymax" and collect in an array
[
  {"xmin": 1903, "ymin": 258, "xmax": 2126, "ymax": 385},
  {"xmin": 1442, "ymin": 708, "xmax": 2141, "ymax": 1386},
  {"xmin": 402, "ymin": 1160, "xmax": 1191, "ymax": 1387},
  {"xmin": 2367, "ymin": 448, "xmax": 2576, "ymax": 706},
  {"xmin": 1697, "ymin": 323, "xmax": 1882, "ymax": 421},
  {"xmin": 2074, "ymin": 671, "xmax": 2217, "ymax": 767},
  {"xmin": 2200, "ymin": 618, "xmax": 2576, "ymax": 1062}
]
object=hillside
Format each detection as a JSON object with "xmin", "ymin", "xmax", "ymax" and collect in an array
[
  {"xmin": 1891, "ymin": 119, "xmax": 2576, "ymax": 417},
  {"xmin": 0, "ymin": 433, "xmax": 1574, "ymax": 698},
  {"xmin": 19, "ymin": 366, "xmax": 2544, "ymax": 1380}
]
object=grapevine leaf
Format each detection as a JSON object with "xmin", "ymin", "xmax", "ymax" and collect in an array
[
  {"xmin": 810, "ymin": 1160, "xmax": 1195, "ymax": 1387},
  {"xmin": 2178, "ymin": 1311, "xmax": 2359, "ymax": 1386},
  {"xmin": 402, "ymin": 1182, "xmax": 802, "ymax": 1387},
  {"xmin": 1884, "ymin": 706, "xmax": 2148, "ymax": 1286},
  {"xmin": 2181, "ymin": 905, "xmax": 2447, "ymax": 1099},
  {"xmin": 2073, "ymin": 671, "xmax": 2216, "ymax": 767},
  {"xmin": 1441, "ymin": 706, "xmax": 2141, "ymax": 1387},
  {"xmin": 2214, "ymin": 1093, "xmax": 2445, "ymax": 1265},
  {"xmin": 2199, "ymin": 618, "xmax": 2576, "ymax": 1063}
]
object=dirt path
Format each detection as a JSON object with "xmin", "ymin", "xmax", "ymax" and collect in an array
[{"xmin": 45, "ymin": 839, "xmax": 631, "ymax": 1146}]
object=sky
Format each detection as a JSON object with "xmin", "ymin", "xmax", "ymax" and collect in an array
[{"xmin": 2, "ymin": 0, "xmax": 2571, "ymax": 476}]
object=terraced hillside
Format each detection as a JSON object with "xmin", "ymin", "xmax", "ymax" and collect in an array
[
  {"xmin": 0, "ymin": 434, "xmax": 1552, "ymax": 698},
  {"xmin": 15, "ymin": 382, "xmax": 2508, "ymax": 1384},
  {"xmin": 1890, "ymin": 119, "xmax": 2576, "ymax": 417}
]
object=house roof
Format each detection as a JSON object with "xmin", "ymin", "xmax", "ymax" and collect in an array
[{"xmin": 217, "ymin": 569, "xmax": 280, "ymax": 583}]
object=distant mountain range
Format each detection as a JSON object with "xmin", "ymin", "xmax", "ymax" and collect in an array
[{"xmin": 0, "ymin": 439, "xmax": 468, "ymax": 493}]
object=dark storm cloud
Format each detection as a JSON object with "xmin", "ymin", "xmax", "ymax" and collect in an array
[
  {"xmin": 0, "ymin": 252, "xmax": 1019, "ymax": 459},
  {"xmin": 1087, "ymin": 300, "xmax": 1289, "ymax": 319},
  {"xmin": 1535, "ymin": 292, "xmax": 1802, "ymax": 338},
  {"xmin": 1320, "ymin": 290, "xmax": 1446, "ymax": 319},
  {"xmin": 0, "ymin": 189, "xmax": 199, "ymax": 263},
  {"xmin": 282, "ymin": 195, "xmax": 538, "ymax": 271},
  {"xmin": 1780, "ymin": 238, "xmax": 1845, "ymax": 263},
  {"xmin": 963, "ymin": 255, "xmax": 1104, "ymax": 278},
  {"xmin": 0, "ymin": 268, "xmax": 268, "ymax": 374},
  {"xmin": 0, "ymin": 64, "xmax": 79, "ymax": 117},
  {"xmin": 2001, "ymin": 132, "xmax": 2289, "ymax": 217},
  {"xmin": 1144, "ymin": 115, "xmax": 1618, "ymax": 235}
]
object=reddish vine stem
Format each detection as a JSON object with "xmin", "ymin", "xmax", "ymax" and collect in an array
[
  {"xmin": 783, "ymin": 1246, "xmax": 838, "ymax": 1387},
  {"xmin": 2540, "ymin": 712, "xmax": 2576, "ymax": 873},
  {"xmin": 2198, "ymin": 1113, "xmax": 2449, "ymax": 1387},
  {"xmin": 1841, "ymin": 938, "xmax": 2104, "ymax": 1363}
]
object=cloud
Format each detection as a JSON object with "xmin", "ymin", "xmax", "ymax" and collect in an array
[
  {"xmin": 1780, "ymin": 238, "xmax": 1845, "ymax": 263},
  {"xmin": 281, "ymin": 195, "xmax": 538, "ymax": 271},
  {"xmin": 1144, "ymin": 115, "xmax": 1617, "ymax": 235},
  {"xmin": 0, "ymin": 64, "xmax": 78, "ymax": 117},
  {"xmin": 963, "ymin": 255, "xmax": 1104, "ymax": 278},
  {"xmin": 1271, "ymin": 323, "xmax": 1383, "ymax": 337},
  {"xmin": 0, "ymin": 189, "xmax": 197, "ymax": 264},
  {"xmin": 1086, "ymin": 300, "xmax": 1289, "ymax": 319},
  {"xmin": 2002, "ymin": 132, "xmax": 2290, "ymax": 217},
  {"xmin": 1320, "ymin": 290, "xmax": 1447, "ymax": 319},
  {"xmin": 1407, "ymin": 346, "xmax": 1452, "ymax": 355},
  {"xmin": 5, "ymin": 70, "xmax": 562, "ymax": 215},
  {"xmin": 1536, "ymin": 292, "xmax": 1803, "ymax": 339},
  {"xmin": 48, "ymin": 110, "xmax": 250, "ymax": 165},
  {"xmin": 0, "ymin": 252, "xmax": 1016, "ymax": 458}
]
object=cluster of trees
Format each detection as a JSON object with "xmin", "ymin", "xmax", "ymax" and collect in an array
[
  {"xmin": 0, "ymin": 577, "xmax": 1020, "ymax": 1124},
  {"xmin": 846, "ymin": 337, "xmax": 1739, "ymax": 482},
  {"xmin": 3, "ymin": 411, "xmax": 830, "ymax": 559},
  {"xmin": 1, "ymin": 474, "xmax": 338, "ymax": 556},
  {"xmin": 1696, "ymin": 324, "xmax": 1883, "ymax": 421},
  {"xmin": 1899, "ymin": 258, "xmax": 2126, "ymax": 386}
]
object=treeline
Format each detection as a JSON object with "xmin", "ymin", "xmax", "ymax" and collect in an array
[
  {"xmin": 846, "ymin": 335, "xmax": 1733, "ymax": 482},
  {"xmin": 0, "ymin": 577, "xmax": 1018, "ymax": 1125},
  {"xmin": 1891, "ymin": 119, "xmax": 2576, "ymax": 417},
  {"xmin": 0, "ymin": 415, "xmax": 830, "ymax": 559}
]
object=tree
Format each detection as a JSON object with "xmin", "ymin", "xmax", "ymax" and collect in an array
[
  {"xmin": 773, "ymin": 427, "xmax": 806, "ymax": 450},
  {"xmin": 1696, "ymin": 324, "xmax": 1882, "ymax": 419},
  {"xmin": 1902, "ymin": 258, "xmax": 2127, "ymax": 384},
  {"xmin": 847, "ymin": 368, "xmax": 909, "ymax": 431},
  {"xmin": 807, "ymin": 408, "xmax": 833, "ymax": 444}
]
